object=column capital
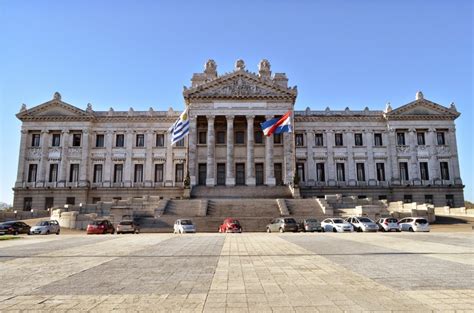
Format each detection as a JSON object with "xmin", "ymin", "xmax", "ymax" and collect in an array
[
  {"xmin": 20, "ymin": 129, "xmax": 28, "ymax": 134},
  {"xmin": 265, "ymin": 115, "xmax": 274, "ymax": 120},
  {"xmin": 246, "ymin": 115, "xmax": 255, "ymax": 120},
  {"xmin": 206, "ymin": 115, "xmax": 215, "ymax": 122},
  {"xmin": 225, "ymin": 115, "xmax": 234, "ymax": 121}
]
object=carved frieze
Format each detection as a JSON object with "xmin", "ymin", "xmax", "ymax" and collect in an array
[
  {"xmin": 48, "ymin": 147, "xmax": 62, "ymax": 160},
  {"xmin": 27, "ymin": 147, "xmax": 42, "ymax": 160}
]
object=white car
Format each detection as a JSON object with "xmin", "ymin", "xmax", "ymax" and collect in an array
[
  {"xmin": 29, "ymin": 220, "xmax": 60, "ymax": 235},
  {"xmin": 346, "ymin": 216, "xmax": 378, "ymax": 232},
  {"xmin": 321, "ymin": 218, "xmax": 354, "ymax": 233},
  {"xmin": 377, "ymin": 217, "xmax": 400, "ymax": 232},
  {"xmin": 398, "ymin": 217, "xmax": 430, "ymax": 232},
  {"xmin": 173, "ymin": 219, "xmax": 196, "ymax": 234}
]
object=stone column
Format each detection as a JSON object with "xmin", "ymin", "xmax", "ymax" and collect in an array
[
  {"xmin": 387, "ymin": 127, "xmax": 399, "ymax": 183},
  {"xmin": 325, "ymin": 130, "xmax": 335, "ymax": 183},
  {"xmin": 164, "ymin": 132, "xmax": 174, "ymax": 186},
  {"xmin": 188, "ymin": 116, "xmax": 197, "ymax": 186},
  {"xmin": 58, "ymin": 130, "xmax": 70, "ymax": 187},
  {"xmin": 103, "ymin": 130, "xmax": 113, "ymax": 187},
  {"xmin": 448, "ymin": 127, "xmax": 461, "ymax": 183},
  {"xmin": 427, "ymin": 128, "xmax": 438, "ymax": 181},
  {"xmin": 206, "ymin": 115, "xmax": 215, "ymax": 186},
  {"xmin": 79, "ymin": 129, "xmax": 90, "ymax": 187},
  {"xmin": 144, "ymin": 130, "xmax": 154, "ymax": 187},
  {"xmin": 346, "ymin": 130, "xmax": 355, "ymax": 184},
  {"xmin": 265, "ymin": 115, "xmax": 275, "ymax": 186},
  {"xmin": 225, "ymin": 115, "xmax": 235, "ymax": 186},
  {"xmin": 283, "ymin": 132, "xmax": 294, "ymax": 185},
  {"xmin": 365, "ymin": 130, "xmax": 375, "ymax": 183},
  {"xmin": 246, "ymin": 115, "xmax": 256, "ymax": 186},
  {"xmin": 306, "ymin": 131, "xmax": 316, "ymax": 184},
  {"xmin": 124, "ymin": 130, "xmax": 134, "ymax": 187},
  {"xmin": 15, "ymin": 129, "xmax": 28, "ymax": 187},
  {"xmin": 408, "ymin": 128, "xmax": 418, "ymax": 181},
  {"xmin": 38, "ymin": 130, "xmax": 50, "ymax": 187}
]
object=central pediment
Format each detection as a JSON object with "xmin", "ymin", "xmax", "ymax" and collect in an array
[
  {"xmin": 183, "ymin": 62, "xmax": 297, "ymax": 103},
  {"xmin": 385, "ymin": 97, "xmax": 460, "ymax": 120}
]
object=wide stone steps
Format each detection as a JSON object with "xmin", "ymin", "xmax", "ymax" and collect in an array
[
  {"xmin": 285, "ymin": 199, "xmax": 326, "ymax": 217},
  {"xmin": 191, "ymin": 185, "xmax": 292, "ymax": 199},
  {"xmin": 163, "ymin": 200, "xmax": 202, "ymax": 216},
  {"xmin": 206, "ymin": 199, "xmax": 280, "ymax": 217}
]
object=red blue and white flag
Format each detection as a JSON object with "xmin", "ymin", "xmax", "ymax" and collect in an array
[{"xmin": 261, "ymin": 110, "xmax": 293, "ymax": 136}]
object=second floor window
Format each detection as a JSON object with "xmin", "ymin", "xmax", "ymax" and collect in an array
[
  {"xmin": 376, "ymin": 163, "xmax": 385, "ymax": 181},
  {"xmin": 175, "ymin": 164, "xmax": 184, "ymax": 182},
  {"xmin": 93, "ymin": 164, "xmax": 103, "ymax": 183},
  {"xmin": 335, "ymin": 133, "xmax": 343, "ymax": 146},
  {"xmin": 235, "ymin": 131, "xmax": 245, "ymax": 144},
  {"xmin": 72, "ymin": 134, "xmax": 81, "ymax": 147},
  {"xmin": 417, "ymin": 132, "xmax": 425, "ymax": 145},
  {"xmin": 437, "ymin": 132, "xmax": 446, "ymax": 145},
  {"xmin": 399, "ymin": 162, "xmax": 409, "ymax": 181},
  {"xmin": 136, "ymin": 134, "xmax": 144, "ymax": 147},
  {"xmin": 295, "ymin": 134, "xmax": 304, "ymax": 146},
  {"xmin": 31, "ymin": 133, "xmax": 40, "ymax": 147},
  {"xmin": 96, "ymin": 134, "xmax": 104, "ymax": 147},
  {"xmin": 356, "ymin": 163, "xmax": 365, "ymax": 181},
  {"xmin": 134, "ymin": 164, "xmax": 143, "ymax": 182},
  {"xmin": 217, "ymin": 131, "xmax": 226, "ymax": 144},
  {"xmin": 69, "ymin": 164, "xmax": 79, "ymax": 182},
  {"xmin": 176, "ymin": 138, "xmax": 185, "ymax": 147},
  {"xmin": 315, "ymin": 133, "xmax": 324, "ymax": 146},
  {"xmin": 254, "ymin": 131, "xmax": 263, "ymax": 144},
  {"xmin": 155, "ymin": 164, "xmax": 164, "ymax": 182},
  {"xmin": 354, "ymin": 133, "xmax": 363, "ymax": 146},
  {"xmin": 28, "ymin": 164, "xmax": 37, "ymax": 182},
  {"xmin": 420, "ymin": 162, "xmax": 429, "ymax": 180},
  {"xmin": 156, "ymin": 134, "xmax": 164, "ymax": 147},
  {"xmin": 116, "ymin": 134, "xmax": 124, "ymax": 147},
  {"xmin": 274, "ymin": 133, "xmax": 282, "ymax": 144},
  {"xmin": 336, "ymin": 163, "xmax": 345, "ymax": 181},
  {"xmin": 114, "ymin": 164, "xmax": 123, "ymax": 183},
  {"xmin": 49, "ymin": 164, "xmax": 58, "ymax": 182},
  {"xmin": 198, "ymin": 131, "xmax": 207, "ymax": 144},
  {"xmin": 316, "ymin": 163, "xmax": 325, "ymax": 181},
  {"xmin": 397, "ymin": 132, "xmax": 406, "ymax": 145},
  {"xmin": 52, "ymin": 133, "xmax": 61, "ymax": 147},
  {"xmin": 374, "ymin": 133, "xmax": 383, "ymax": 146},
  {"xmin": 440, "ymin": 162, "xmax": 450, "ymax": 180}
]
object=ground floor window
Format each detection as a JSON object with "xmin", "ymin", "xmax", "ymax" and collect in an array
[
  {"xmin": 296, "ymin": 162, "xmax": 305, "ymax": 182},
  {"xmin": 274, "ymin": 163, "xmax": 282, "ymax": 185},
  {"xmin": 198, "ymin": 163, "xmax": 206, "ymax": 185},
  {"xmin": 24, "ymin": 197, "xmax": 32, "ymax": 211},
  {"xmin": 45, "ymin": 197, "xmax": 54, "ymax": 210},
  {"xmin": 92, "ymin": 197, "xmax": 101, "ymax": 204},
  {"xmin": 378, "ymin": 195, "xmax": 387, "ymax": 200},
  {"xmin": 446, "ymin": 195, "xmax": 454, "ymax": 207},
  {"xmin": 155, "ymin": 164, "xmax": 164, "ymax": 182},
  {"xmin": 425, "ymin": 195, "xmax": 433, "ymax": 204},
  {"xmin": 175, "ymin": 164, "xmax": 184, "ymax": 182},
  {"xmin": 236, "ymin": 163, "xmax": 245, "ymax": 185},
  {"xmin": 66, "ymin": 197, "xmax": 75, "ymax": 205},
  {"xmin": 255, "ymin": 163, "xmax": 264, "ymax": 185},
  {"xmin": 404, "ymin": 195, "xmax": 412, "ymax": 203},
  {"xmin": 217, "ymin": 163, "xmax": 226, "ymax": 185}
]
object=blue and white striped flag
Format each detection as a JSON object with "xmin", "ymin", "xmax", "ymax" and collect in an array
[{"xmin": 169, "ymin": 108, "xmax": 190, "ymax": 145}]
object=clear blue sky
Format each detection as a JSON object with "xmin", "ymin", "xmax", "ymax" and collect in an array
[{"xmin": 0, "ymin": 0, "xmax": 472, "ymax": 204}]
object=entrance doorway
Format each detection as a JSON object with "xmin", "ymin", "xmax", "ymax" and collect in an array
[
  {"xmin": 255, "ymin": 163, "xmax": 264, "ymax": 185},
  {"xmin": 274, "ymin": 163, "xmax": 283, "ymax": 185},
  {"xmin": 217, "ymin": 163, "xmax": 226, "ymax": 185},
  {"xmin": 198, "ymin": 164, "xmax": 207, "ymax": 185},
  {"xmin": 236, "ymin": 163, "xmax": 245, "ymax": 185}
]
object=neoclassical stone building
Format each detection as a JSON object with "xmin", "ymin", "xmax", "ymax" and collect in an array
[{"xmin": 13, "ymin": 59, "xmax": 464, "ymax": 210}]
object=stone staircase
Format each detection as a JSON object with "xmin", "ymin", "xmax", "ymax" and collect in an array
[
  {"xmin": 206, "ymin": 199, "xmax": 280, "ymax": 217},
  {"xmin": 191, "ymin": 185, "xmax": 292, "ymax": 199},
  {"xmin": 285, "ymin": 199, "xmax": 326, "ymax": 218}
]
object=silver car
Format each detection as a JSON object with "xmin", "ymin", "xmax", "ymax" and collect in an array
[
  {"xmin": 346, "ymin": 216, "xmax": 378, "ymax": 232},
  {"xmin": 377, "ymin": 217, "xmax": 400, "ymax": 232},
  {"xmin": 398, "ymin": 217, "xmax": 430, "ymax": 232},
  {"xmin": 29, "ymin": 220, "xmax": 60, "ymax": 235},
  {"xmin": 299, "ymin": 218, "xmax": 322, "ymax": 232},
  {"xmin": 321, "ymin": 218, "xmax": 354, "ymax": 233},
  {"xmin": 174, "ymin": 219, "xmax": 196, "ymax": 234}
]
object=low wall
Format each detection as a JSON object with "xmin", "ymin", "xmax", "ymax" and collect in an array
[{"xmin": 0, "ymin": 209, "xmax": 50, "ymax": 222}]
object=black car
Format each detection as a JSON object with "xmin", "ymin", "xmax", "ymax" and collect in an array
[{"xmin": 0, "ymin": 221, "xmax": 31, "ymax": 235}]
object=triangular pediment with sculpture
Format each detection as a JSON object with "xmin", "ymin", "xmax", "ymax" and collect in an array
[{"xmin": 16, "ymin": 92, "xmax": 94, "ymax": 121}]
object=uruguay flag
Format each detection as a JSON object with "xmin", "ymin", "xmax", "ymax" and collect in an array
[
  {"xmin": 169, "ymin": 108, "xmax": 190, "ymax": 145},
  {"xmin": 261, "ymin": 110, "xmax": 293, "ymax": 136}
]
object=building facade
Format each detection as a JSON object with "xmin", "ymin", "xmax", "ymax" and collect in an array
[{"xmin": 13, "ymin": 59, "xmax": 464, "ymax": 210}]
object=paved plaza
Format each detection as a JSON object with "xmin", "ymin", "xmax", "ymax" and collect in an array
[{"xmin": 0, "ymin": 232, "xmax": 473, "ymax": 312}]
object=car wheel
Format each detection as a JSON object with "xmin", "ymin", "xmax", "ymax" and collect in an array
[
  {"xmin": 409, "ymin": 227, "xmax": 414, "ymax": 232},
  {"xmin": 322, "ymin": 227, "xmax": 325, "ymax": 233},
  {"xmin": 266, "ymin": 228, "xmax": 271, "ymax": 233},
  {"xmin": 333, "ymin": 227, "xmax": 337, "ymax": 233},
  {"xmin": 14, "ymin": 231, "xmax": 18, "ymax": 236},
  {"xmin": 279, "ymin": 228, "xmax": 284, "ymax": 233},
  {"xmin": 56, "ymin": 230, "xmax": 60, "ymax": 235},
  {"xmin": 46, "ymin": 230, "xmax": 50, "ymax": 235}
]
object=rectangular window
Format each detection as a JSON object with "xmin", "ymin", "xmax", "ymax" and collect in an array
[
  {"xmin": 274, "ymin": 133, "xmax": 282, "ymax": 144},
  {"xmin": 31, "ymin": 133, "xmax": 40, "ymax": 147},
  {"xmin": 376, "ymin": 163, "xmax": 385, "ymax": 181},
  {"xmin": 72, "ymin": 133, "xmax": 81, "ymax": 147},
  {"xmin": 417, "ymin": 132, "xmax": 426, "ymax": 145},
  {"xmin": 28, "ymin": 164, "xmax": 37, "ymax": 182},
  {"xmin": 93, "ymin": 164, "xmax": 103, "ymax": 183},
  {"xmin": 255, "ymin": 163, "xmax": 264, "ymax": 185},
  {"xmin": 92, "ymin": 197, "xmax": 101, "ymax": 204},
  {"xmin": 440, "ymin": 162, "xmax": 450, "ymax": 180},
  {"xmin": 114, "ymin": 164, "xmax": 123, "ymax": 183},
  {"xmin": 335, "ymin": 133, "xmax": 343, "ymax": 146},
  {"xmin": 136, "ymin": 134, "xmax": 145, "ymax": 147},
  {"xmin": 446, "ymin": 195, "xmax": 454, "ymax": 207},
  {"xmin": 254, "ymin": 131, "xmax": 263, "ymax": 144},
  {"xmin": 198, "ymin": 131, "xmax": 207, "ymax": 144},
  {"xmin": 217, "ymin": 131, "xmax": 226, "ymax": 144},
  {"xmin": 49, "ymin": 164, "xmax": 58, "ymax": 182},
  {"xmin": 24, "ymin": 197, "xmax": 32, "ymax": 211},
  {"xmin": 425, "ymin": 195, "xmax": 433, "ymax": 204},
  {"xmin": 69, "ymin": 164, "xmax": 79, "ymax": 182},
  {"xmin": 315, "ymin": 133, "xmax": 324, "ymax": 146},
  {"xmin": 437, "ymin": 132, "xmax": 446, "ymax": 145},
  {"xmin": 295, "ymin": 134, "xmax": 304, "ymax": 146},
  {"xmin": 419, "ymin": 162, "xmax": 429, "ymax": 180},
  {"xmin": 316, "ymin": 163, "xmax": 325, "ymax": 182},
  {"xmin": 156, "ymin": 134, "xmax": 164, "ymax": 147},
  {"xmin": 404, "ymin": 195, "xmax": 413, "ymax": 203},
  {"xmin": 296, "ymin": 162, "xmax": 305, "ymax": 182},
  {"xmin": 354, "ymin": 133, "xmax": 363, "ymax": 146},
  {"xmin": 399, "ymin": 162, "xmax": 409, "ymax": 181},
  {"xmin": 116, "ymin": 134, "xmax": 125, "ymax": 147},
  {"xmin": 96, "ymin": 134, "xmax": 104, "ymax": 147},
  {"xmin": 235, "ymin": 131, "xmax": 245, "ymax": 144},
  {"xmin": 66, "ymin": 197, "xmax": 75, "ymax": 205},
  {"xmin": 356, "ymin": 163, "xmax": 365, "ymax": 181},
  {"xmin": 378, "ymin": 195, "xmax": 387, "ymax": 200},
  {"xmin": 52, "ymin": 133, "xmax": 61, "ymax": 147},
  {"xmin": 45, "ymin": 197, "xmax": 54, "ymax": 210},
  {"xmin": 336, "ymin": 163, "xmax": 345, "ymax": 181},
  {"xmin": 154, "ymin": 164, "xmax": 164, "ymax": 182},
  {"xmin": 397, "ymin": 132, "xmax": 406, "ymax": 145},
  {"xmin": 134, "ymin": 164, "xmax": 143, "ymax": 183},
  {"xmin": 175, "ymin": 163, "xmax": 184, "ymax": 182},
  {"xmin": 176, "ymin": 138, "xmax": 185, "ymax": 147},
  {"xmin": 374, "ymin": 133, "xmax": 383, "ymax": 146}
]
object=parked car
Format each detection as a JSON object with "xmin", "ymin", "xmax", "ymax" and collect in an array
[
  {"xmin": 116, "ymin": 220, "xmax": 140, "ymax": 234},
  {"xmin": 298, "ymin": 218, "xmax": 322, "ymax": 232},
  {"xmin": 0, "ymin": 221, "xmax": 31, "ymax": 235},
  {"xmin": 29, "ymin": 220, "xmax": 60, "ymax": 235},
  {"xmin": 86, "ymin": 220, "xmax": 115, "ymax": 234},
  {"xmin": 346, "ymin": 216, "xmax": 378, "ymax": 232},
  {"xmin": 266, "ymin": 218, "xmax": 298, "ymax": 233},
  {"xmin": 321, "ymin": 218, "xmax": 354, "ymax": 233},
  {"xmin": 398, "ymin": 217, "xmax": 430, "ymax": 232},
  {"xmin": 174, "ymin": 219, "xmax": 196, "ymax": 234},
  {"xmin": 377, "ymin": 217, "xmax": 400, "ymax": 232},
  {"xmin": 218, "ymin": 218, "xmax": 242, "ymax": 233}
]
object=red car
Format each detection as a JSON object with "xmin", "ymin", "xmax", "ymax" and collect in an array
[
  {"xmin": 218, "ymin": 218, "xmax": 242, "ymax": 233},
  {"xmin": 86, "ymin": 220, "xmax": 115, "ymax": 234}
]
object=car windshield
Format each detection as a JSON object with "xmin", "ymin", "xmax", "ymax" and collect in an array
[
  {"xmin": 228, "ymin": 220, "xmax": 240, "ymax": 225},
  {"xmin": 36, "ymin": 221, "xmax": 49, "ymax": 226},
  {"xmin": 284, "ymin": 218, "xmax": 296, "ymax": 223},
  {"xmin": 306, "ymin": 219, "xmax": 318, "ymax": 223},
  {"xmin": 333, "ymin": 219, "xmax": 344, "ymax": 223},
  {"xmin": 387, "ymin": 218, "xmax": 398, "ymax": 223},
  {"xmin": 92, "ymin": 221, "xmax": 105, "ymax": 225},
  {"xmin": 359, "ymin": 218, "xmax": 373, "ymax": 223},
  {"xmin": 181, "ymin": 220, "xmax": 193, "ymax": 225},
  {"xmin": 119, "ymin": 221, "xmax": 133, "ymax": 225},
  {"xmin": 416, "ymin": 219, "xmax": 428, "ymax": 224}
]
